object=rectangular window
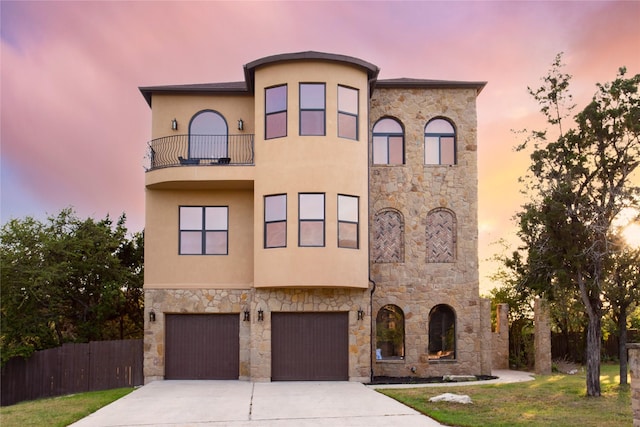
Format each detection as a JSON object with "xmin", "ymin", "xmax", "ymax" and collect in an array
[
  {"xmin": 266, "ymin": 85, "xmax": 287, "ymax": 139},
  {"xmin": 338, "ymin": 195, "xmax": 358, "ymax": 249},
  {"xmin": 338, "ymin": 85, "xmax": 358, "ymax": 140},
  {"xmin": 265, "ymin": 194, "xmax": 287, "ymax": 248},
  {"xmin": 299, "ymin": 193, "xmax": 325, "ymax": 246},
  {"xmin": 300, "ymin": 83, "xmax": 325, "ymax": 136},
  {"xmin": 179, "ymin": 206, "xmax": 228, "ymax": 255}
]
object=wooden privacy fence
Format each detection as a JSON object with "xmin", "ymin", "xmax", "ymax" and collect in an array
[{"xmin": 1, "ymin": 339, "xmax": 143, "ymax": 406}]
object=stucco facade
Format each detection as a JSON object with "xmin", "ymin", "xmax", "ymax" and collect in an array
[{"xmin": 141, "ymin": 51, "xmax": 490, "ymax": 383}]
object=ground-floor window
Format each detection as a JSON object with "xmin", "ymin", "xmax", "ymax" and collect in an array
[
  {"xmin": 428, "ymin": 304, "xmax": 456, "ymax": 360},
  {"xmin": 375, "ymin": 304, "xmax": 404, "ymax": 360}
]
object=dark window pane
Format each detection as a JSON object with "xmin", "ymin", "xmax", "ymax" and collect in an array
[
  {"xmin": 266, "ymin": 222, "xmax": 286, "ymax": 248},
  {"xmin": 338, "ymin": 222, "xmax": 358, "ymax": 249},
  {"xmin": 266, "ymin": 112, "xmax": 287, "ymax": 139},
  {"xmin": 300, "ymin": 221, "xmax": 324, "ymax": 246},
  {"xmin": 429, "ymin": 305, "xmax": 456, "ymax": 360},
  {"xmin": 376, "ymin": 305, "xmax": 405, "ymax": 359},
  {"xmin": 300, "ymin": 110, "xmax": 325, "ymax": 135},
  {"xmin": 338, "ymin": 113, "xmax": 357, "ymax": 140},
  {"xmin": 266, "ymin": 85, "xmax": 287, "ymax": 113}
]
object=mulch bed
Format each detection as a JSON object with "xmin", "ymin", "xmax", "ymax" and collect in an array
[{"xmin": 367, "ymin": 375, "xmax": 498, "ymax": 385}]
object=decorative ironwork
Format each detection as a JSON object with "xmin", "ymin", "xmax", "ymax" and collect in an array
[{"xmin": 144, "ymin": 134, "xmax": 254, "ymax": 171}]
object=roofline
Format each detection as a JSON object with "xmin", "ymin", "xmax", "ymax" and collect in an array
[
  {"xmin": 139, "ymin": 82, "xmax": 248, "ymax": 106},
  {"xmin": 375, "ymin": 78, "xmax": 487, "ymax": 94},
  {"xmin": 243, "ymin": 51, "xmax": 380, "ymax": 93}
]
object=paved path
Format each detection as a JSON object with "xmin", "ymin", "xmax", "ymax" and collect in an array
[{"xmin": 71, "ymin": 371, "xmax": 534, "ymax": 427}]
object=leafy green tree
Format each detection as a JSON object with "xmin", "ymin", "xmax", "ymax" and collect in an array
[
  {"xmin": 1, "ymin": 209, "xmax": 144, "ymax": 364},
  {"xmin": 513, "ymin": 54, "xmax": 640, "ymax": 396}
]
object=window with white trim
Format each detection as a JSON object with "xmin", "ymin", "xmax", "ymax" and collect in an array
[{"xmin": 179, "ymin": 206, "xmax": 228, "ymax": 255}]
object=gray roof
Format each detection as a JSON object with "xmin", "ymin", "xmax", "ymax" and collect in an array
[{"xmin": 139, "ymin": 52, "xmax": 485, "ymax": 106}]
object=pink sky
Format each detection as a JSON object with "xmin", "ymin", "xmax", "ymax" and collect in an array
[{"xmin": 2, "ymin": 1, "xmax": 639, "ymax": 292}]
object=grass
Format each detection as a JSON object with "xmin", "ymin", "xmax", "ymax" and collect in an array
[
  {"xmin": 378, "ymin": 364, "xmax": 632, "ymax": 427},
  {"xmin": 0, "ymin": 388, "xmax": 134, "ymax": 427}
]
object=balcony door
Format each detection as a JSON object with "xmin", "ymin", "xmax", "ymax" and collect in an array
[{"xmin": 189, "ymin": 110, "xmax": 228, "ymax": 159}]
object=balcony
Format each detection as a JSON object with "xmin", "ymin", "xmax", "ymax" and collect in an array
[{"xmin": 145, "ymin": 134, "xmax": 254, "ymax": 171}]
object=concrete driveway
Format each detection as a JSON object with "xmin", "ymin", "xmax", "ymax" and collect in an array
[{"xmin": 70, "ymin": 380, "xmax": 443, "ymax": 426}]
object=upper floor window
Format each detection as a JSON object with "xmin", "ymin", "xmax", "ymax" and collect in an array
[
  {"xmin": 299, "ymin": 83, "xmax": 325, "ymax": 136},
  {"xmin": 299, "ymin": 193, "xmax": 325, "ymax": 247},
  {"xmin": 425, "ymin": 118, "xmax": 456, "ymax": 165},
  {"xmin": 179, "ymin": 206, "xmax": 228, "ymax": 255},
  {"xmin": 338, "ymin": 194, "xmax": 359, "ymax": 249},
  {"xmin": 265, "ymin": 194, "xmax": 287, "ymax": 248},
  {"xmin": 338, "ymin": 85, "xmax": 358, "ymax": 140},
  {"xmin": 265, "ymin": 85, "xmax": 287, "ymax": 139},
  {"xmin": 189, "ymin": 110, "xmax": 228, "ymax": 159},
  {"xmin": 373, "ymin": 118, "xmax": 404, "ymax": 165},
  {"xmin": 376, "ymin": 304, "xmax": 405, "ymax": 360},
  {"xmin": 429, "ymin": 304, "xmax": 456, "ymax": 360}
]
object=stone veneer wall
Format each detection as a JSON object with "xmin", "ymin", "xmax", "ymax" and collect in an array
[
  {"xmin": 144, "ymin": 287, "xmax": 370, "ymax": 383},
  {"xmin": 628, "ymin": 343, "xmax": 640, "ymax": 427},
  {"xmin": 492, "ymin": 303, "xmax": 510, "ymax": 370},
  {"xmin": 369, "ymin": 87, "xmax": 486, "ymax": 378},
  {"xmin": 534, "ymin": 298, "xmax": 552, "ymax": 375}
]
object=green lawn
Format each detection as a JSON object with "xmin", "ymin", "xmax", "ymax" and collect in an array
[
  {"xmin": 0, "ymin": 388, "xmax": 134, "ymax": 427},
  {"xmin": 378, "ymin": 364, "xmax": 632, "ymax": 427}
]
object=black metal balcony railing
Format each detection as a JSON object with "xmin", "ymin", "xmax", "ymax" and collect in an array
[{"xmin": 145, "ymin": 134, "xmax": 254, "ymax": 171}]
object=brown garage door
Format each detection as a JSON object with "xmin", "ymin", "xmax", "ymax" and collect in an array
[
  {"xmin": 165, "ymin": 314, "xmax": 239, "ymax": 380},
  {"xmin": 272, "ymin": 312, "xmax": 348, "ymax": 381}
]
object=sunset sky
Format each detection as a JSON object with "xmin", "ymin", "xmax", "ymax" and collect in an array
[{"xmin": 2, "ymin": 1, "xmax": 639, "ymax": 292}]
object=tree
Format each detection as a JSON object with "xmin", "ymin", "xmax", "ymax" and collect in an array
[
  {"xmin": 513, "ymin": 54, "xmax": 640, "ymax": 396},
  {"xmin": 603, "ymin": 230, "xmax": 640, "ymax": 385},
  {"xmin": 0, "ymin": 208, "xmax": 144, "ymax": 364}
]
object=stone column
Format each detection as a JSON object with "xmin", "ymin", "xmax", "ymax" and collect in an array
[
  {"xmin": 479, "ymin": 298, "xmax": 493, "ymax": 376},
  {"xmin": 534, "ymin": 297, "xmax": 552, "ymax": 375},
  {"xmin": 492, "ymin": 303, "xmax": 509, "ymax": 370},
  {"xmin": 628, "ymin": 343, "xmax": 640, "ymax": 427}
]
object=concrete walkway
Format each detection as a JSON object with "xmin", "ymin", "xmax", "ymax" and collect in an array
[{"xmin": 71, "ymin": 371, "xmax": 534, "ymax": 427}]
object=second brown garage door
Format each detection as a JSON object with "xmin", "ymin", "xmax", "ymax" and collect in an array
[
  {"xmin": 165, "ymin": 314, "xmax": 239, "ymax": 380},
  {"xmin": 271, "ymin": 312, "xmax": 349, "ymax": 381}
]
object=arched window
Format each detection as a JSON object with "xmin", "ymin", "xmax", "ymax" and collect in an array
[
  {"xmin": 189, "ymin": 110, "xmax": 228, "ymax": 160},
  {"xmin": 376, "ymin": 305, "xmax": 405, "ymax": 360},
  {"xmin": 429, "ymin": 305, "xmax": 456, "ymax": 360},
  {"xmin": 426, "ymin": 208, "xmax": 456, "ymax": 262},
  {"xmin": 424, "ymin": 118, "xmax": 456, "ymax": 165},
  {"xmin": 373, "ymin": 118, "xmax": 404, "ymax": 165},
  {"xmin": 373, "ymin": 209, "xmax": 404, "ymax": 263}
]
